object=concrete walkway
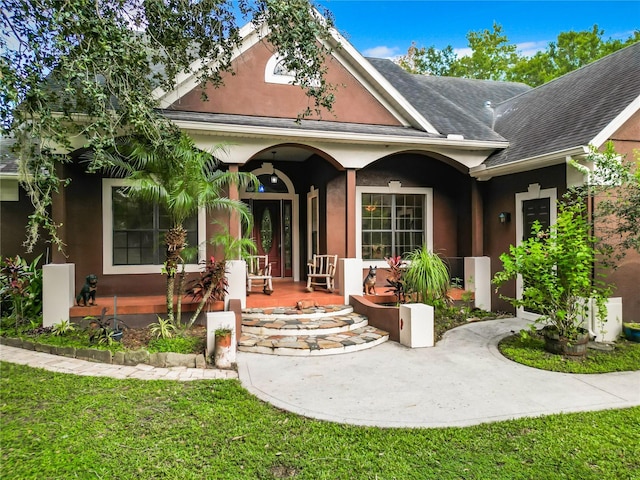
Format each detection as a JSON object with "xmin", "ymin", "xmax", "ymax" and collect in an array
[
  {"xmin": 237, "ymin": 318, "xmax": 640, "ymax": 428},
  {"xmin": 2, "ymin": 318, "xmax": 639, "ymax": 428}
]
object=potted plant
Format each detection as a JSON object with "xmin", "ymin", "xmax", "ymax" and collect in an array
[
  {"xmin": 622, "ymin": 323, "xmax": 640, "ymax": 343},
  {"xmin": 493, "ymin": 203, "xmax": 611, "ymax": 356},
  {"xmin": 213, "ymin": 327, "xmax": 233, "ymax": 368},
  {"xmin": 403, "ymin": 245, "xmax": 450, "ymax": 304}
]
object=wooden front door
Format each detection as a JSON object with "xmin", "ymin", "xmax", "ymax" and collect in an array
[{"xmin": 250, "ymin": 200, "xmax": 293, "ymax": 278}]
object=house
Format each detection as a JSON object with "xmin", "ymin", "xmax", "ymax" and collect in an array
[{"xmin": 1, "ymin": 19, "xmax": 639, "ymax": 323}]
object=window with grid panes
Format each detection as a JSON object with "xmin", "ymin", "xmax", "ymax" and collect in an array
[
  {"xmin": 361, "ymin": 193, "xmax": 424, "ymax": 260},
  {"xmin": 111, "ymin": 187, "xmax": 198, "ymax": 265}
]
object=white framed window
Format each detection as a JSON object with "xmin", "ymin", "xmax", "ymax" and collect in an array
[
  {"xmin": 264, "ymin": 53, "xmax": 321, "ymax": 87},
  {"xmin": 102, "ymin": 179, "xmax": 206, "ymax": 274},
  {"xmin": 356, "ymin": 182, "xmax": 433, "ymax": 267}
]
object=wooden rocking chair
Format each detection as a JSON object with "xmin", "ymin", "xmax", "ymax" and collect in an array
[
  {"xmin": 246, "ymin": 255, "xmax": 273, "ymax": 295},
  {"xmin": 306, "ymin": 254, "xmax": 338, "ymax": 292}
]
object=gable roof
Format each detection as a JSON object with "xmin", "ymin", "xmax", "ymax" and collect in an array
[
  {"xmin": 366, "ymin": 58, "xmax": 530, "ymax": 142},
  {"xmin": 484, "ymin": 42, "xmax": 640, "ymax": 169}
]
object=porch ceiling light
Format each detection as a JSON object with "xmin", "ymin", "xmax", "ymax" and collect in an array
[{"xmin": 270, "ymin": 151, "xmax": 279, "ymax": 184}]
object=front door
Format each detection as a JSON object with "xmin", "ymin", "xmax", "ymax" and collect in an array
[
  {"xmin": 522, "ymin": 198, "xmax": 550, "ymax": 240},
  {"xmin": 251, "ymin": 200, "xmax": 293, "ymax": 277}
]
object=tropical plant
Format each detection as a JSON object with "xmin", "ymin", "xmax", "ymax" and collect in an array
[
  {"xmin": 105, "ymin": 133, "xmax": 257, "ymax": 326},
  {"xmin": 0, "ymin": 254, "xmax": 43, "ymax": 328},
  {"xmin": 384, "ymin": 255, "xmax": 408, "ymax": 305},
  {"xmin": 403, "ymin": 246, "xmax": 450, "ymax": 304},
  {"xmin": 493, "ymin": 202, "xmax": 611, "ymax": 343},
  {"xmin": 51, "ymin": 319, "xmax": 75, "ymax": 336},
  {"xmin": 185, "ymin": 257, "xmax": 229, "ymax": 328},
  {"xmin": 149, "ymin": 316, "xmax": 177, "ymax": 340},
  {"xmin": 208, "ymin": 220, "xmax": 257, "ymax": 261}
]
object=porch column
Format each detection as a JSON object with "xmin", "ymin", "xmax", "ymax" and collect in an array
[
  {"xmin": 51, "ymin": 162, "xmax": 67, "ymax": 263},
  {"xmin": 471, "ymin": 179, "xmax": 484, "ymax": 257},
  {"xmin": 346, "ymin": 169, "xmax": 357, "ymax": 258},
  {"xmin": 228, "ymin": 164, "xmax": 241, "ymax": 240}
]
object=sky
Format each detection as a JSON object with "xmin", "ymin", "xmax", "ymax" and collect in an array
[{"xmin": 314, "ymin": 1, "xmax": 640, "ymax": 58}]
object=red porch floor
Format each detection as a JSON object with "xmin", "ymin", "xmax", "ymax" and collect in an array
[{"xmin": 69, "ymin": 280, "xmax": 345, "ymax": 319}]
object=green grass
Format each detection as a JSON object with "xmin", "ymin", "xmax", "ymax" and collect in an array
[
  {"xmin": 499, "ymin": 333, "xmax": 640, "ymax": 373},
  {"xmin": 1, "ymin": 362, "xmax": 639, "ymax": 479}
]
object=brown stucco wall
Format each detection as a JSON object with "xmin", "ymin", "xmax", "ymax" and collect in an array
[
  {"xmin": 170, "ymin": 40, "xmax": 402, "ymax": 126},
  {"xmin": 356, "ymin": 153, "xmax": 471, "ymax": 258},
  {"xmin": 483, "ymin": 164, "xmax": 568, "ymax": 314},
  {"xmin": 597, "ymin": 110, "xmax": 640, "ymax": 321},
  {"xmin": 0, "ymin": 187, "xmax": 49, "ymax": 263}
]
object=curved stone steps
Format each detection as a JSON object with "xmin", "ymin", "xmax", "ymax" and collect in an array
[
  {"xmin": 238, "ymin": 326, "xmax": 389, "ymax": 356},
  {"xmin": 242, "ymin": 312, "xmax": 369, "ymax": 336}
]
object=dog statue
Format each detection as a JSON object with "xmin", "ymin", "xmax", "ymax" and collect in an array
[
  {"xmin": 76, "ymin": 274, "xmax": 98, "ymax": 306},
  {"xmin": 363, "ymin": 266, "xmax": 377, "ymax": 295},
  {"xmin": 296, "ymin": 299, "xmax": 318, "ymax": 310}
]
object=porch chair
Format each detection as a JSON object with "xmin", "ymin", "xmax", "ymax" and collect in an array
[
  {"xmin": 306, "ymin": 254, "xmax": 338, "ymax": 293},
  {"xmin": 246, "ymin": 255, "xmax": 273, "ymax": 295}
]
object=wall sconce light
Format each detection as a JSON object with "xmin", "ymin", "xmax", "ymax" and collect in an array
[
  {"xmin": 498, "ymin": 212, "xmax": 511, "ymax": 224},
  {"xmin": 270, "ymin": 151, "xmax": 279, "ymax": 184}
]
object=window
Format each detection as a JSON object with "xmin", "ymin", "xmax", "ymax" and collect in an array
[
  {"xmin": 357, "ymin": 184, "xmax": 433, "ymax": 263},
  {"xmin": 102, "ymin": 179, "xmax": 206, "ymax": 274},
  {"xmin": 112, "ymin": 188, "xmax": 197, "ymax": 265}
]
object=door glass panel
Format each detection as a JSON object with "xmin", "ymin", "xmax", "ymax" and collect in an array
[{"xmin": 260, "ymin": 209, "xmax": 273, "ymax": 253}]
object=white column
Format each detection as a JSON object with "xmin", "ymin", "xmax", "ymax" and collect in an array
[
  {"xmin": 589, "ymin": 297, "xmax": 623, "ymax": 343},
  {"xmin": 399, "ymin": 303, "xmax": 434, "ymax": 348},
  {"xmin": 224, "ymin": 260, "xmax": 246, "ymax": 310},
  {"xmin": 43, "ymin": 263, "xmax": 75, "ymax": 327},
  {"xmin": 206, "ymin": 311, "xmax": 237, "ymax": 362},
  {"xmin": 464, "ymin": 257, "xmax": 491, "ymax": 311},
  {"xmin": 339, "ymin": 258, "xmax": 362, "ymax": 305}
]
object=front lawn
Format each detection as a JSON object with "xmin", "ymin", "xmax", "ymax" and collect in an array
[
  {"xmin": 499, "ymin": 333, "xmax": 640, "ymax": 373},
  {"xmin": 1, "ymin": 362, "xmax": 638, "ymax": 479}
]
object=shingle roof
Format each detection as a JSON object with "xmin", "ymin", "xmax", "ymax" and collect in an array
[
  {"xmin": 486, "ymin": 42, "xmax": 640, "ymax": 167},
  {"xmin": 161, "ymin": 110, "xmax": 444, "ymax": 139},
  {"xmin": 366, "ymin": 57, "xmax": 530, "ymax": 142}
]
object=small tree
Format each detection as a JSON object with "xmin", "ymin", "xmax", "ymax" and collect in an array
[{"xmin": 493, "ymin": 203, "xmax": 611, "ymax": 343}]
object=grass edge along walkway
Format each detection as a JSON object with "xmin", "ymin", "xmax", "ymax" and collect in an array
[{"xmin": 1, "ymin": 361, "xmax": 639, "ymax": 480}]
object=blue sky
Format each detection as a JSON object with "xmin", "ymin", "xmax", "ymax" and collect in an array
[{"xmin": 314, "ymin": 1, "xmax": 640, "ymax": 58}]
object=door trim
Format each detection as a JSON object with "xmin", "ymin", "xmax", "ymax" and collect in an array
[
  {"xmin": 240, "ymin": 164, "xmax": 300, "ymax": 281},
  {"xmin": 515, "ymin": 184, "xmax": 557, "ymax": 321}
]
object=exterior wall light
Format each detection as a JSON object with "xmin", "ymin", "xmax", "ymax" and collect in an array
[{"xmin": 498, "ymin": 212, "xmax": 511, "ymax": 224}]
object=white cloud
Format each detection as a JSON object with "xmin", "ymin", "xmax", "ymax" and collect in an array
[
  {"xmin": 516, "ymin": 40, "xmax": 549, "ymax": 58},
  {"xmin": 362, "ymin": 45, "xmax": 400, "ymax": 58},
  {"xmin": 453, "ymin": 47, "xmax": 472, "ymax": 58}
]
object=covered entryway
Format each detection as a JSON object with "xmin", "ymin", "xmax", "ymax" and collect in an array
[{"xmin": 240, "ymin": 162, "xmax": 299, "ymax": 279}]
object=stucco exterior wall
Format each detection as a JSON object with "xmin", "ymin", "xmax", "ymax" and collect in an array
[
  {"xmin": 483, "ymin": 164, "xmax": 567, "ymax": 314},
  {"xmin": 170, "ymin": 40, "xmax": 402, "ymax": 126}
]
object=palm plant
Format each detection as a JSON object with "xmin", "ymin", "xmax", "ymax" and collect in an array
[
  {"xmin": 106, "ymin": 132, "xmax": 256, "ymax": 326},
  {"xmin": 403, "ymin": 246, "xmax": 450, "ymax": 304}
]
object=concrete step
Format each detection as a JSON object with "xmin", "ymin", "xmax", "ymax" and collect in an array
[{"xmin": 238, "ymin": 325, "xmax": 389, "ymax": 356}]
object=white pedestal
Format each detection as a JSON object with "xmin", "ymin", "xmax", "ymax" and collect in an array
[
  {"xmin": 43, "ymin": 263, "xmax": 75, "ymax": 327},
  {"xmin": 339, "ymin": 258, "xmax": 362, "ymax": 305},
  {"xmin": 206, "ymin": 311, "xmax": 237, "ymax": 363},
  {"xmin": 590, "ymin": 297, "xmax": 623, "ymax": 343},
  {"xmin": 399, "ymin": 303, "xmax": 434, "ymax": 348},
  {"xmin": 224, "ymin": 260, "xmax": 246, "ymax": 310},
  {"xmin": 464, "ymin": 256, "xmax": 491, "ymax": 311}
]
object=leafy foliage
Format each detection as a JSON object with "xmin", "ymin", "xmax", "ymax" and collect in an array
[
  {"xmin": 0, "ymin": 254, "xmax": 43, "ymax": 328},
  {"xmin": 2, "ymin": 0, "xmax": 335, "ymax": 252},
  {"xmin": 185, "ymin": 256, "xmax": 229, "ymax": 328},
  {"xmin": 397, "ymin": 23, "xmax": 639, "ymax": 86},
  {"xmin": 148, "ymin": 316, "xmax": 178, "ymax": 340},
  {"xmin": 383, "ymin": 255, "xmax": 407, "ymax": 304},
  {"xmin": 403, "ymin": 245, "xmax": 450, "ymax": 304},
  {"xmin": 493, "ymin": 203, "xmax": 611, "ymax": 341}
]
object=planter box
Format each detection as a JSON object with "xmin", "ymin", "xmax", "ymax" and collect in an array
[
  {"xmin": 349, "ymin": 295, "xmax": 400, "ymax": 342},
  {"xmin": 399, "ymin": 304, "xmax": 434, "ymax": 348}
]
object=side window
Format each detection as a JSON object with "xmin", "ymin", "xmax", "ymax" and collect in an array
[{"xmin": 522, "ymin": 198, "xmax": 550, "ymax": 240}]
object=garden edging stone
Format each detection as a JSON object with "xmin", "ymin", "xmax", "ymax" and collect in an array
[{"xmin": 0, "ymin": 336, "xmax": 207, "ymax": 369}]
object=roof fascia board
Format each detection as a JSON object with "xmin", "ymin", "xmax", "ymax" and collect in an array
[
  {"xmin": 590, "ymin": 94, "xmax": 640, "ymax": 147},
  {"xmin": 470, "ymin": 146, "xmax": 589, "ymax": 181},
  {"xmin": 171, "ymin": 118, "xmax": 504, "ymax": 149},
  {"xmin": 322, "ymin": 28, "xmax": 439, "ymax": 133}
]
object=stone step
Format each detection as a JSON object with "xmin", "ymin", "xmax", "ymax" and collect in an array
[
  {"xmin": 238, "ymin": 326, "xmax": 389, "ymax": 356},
  {"xmin": 241, "ymin": 304, "xmax": 353, "ymax": 320},
  {"xmin": 242, "ymin": 311, "xmax": 368, "ymax": 336}
]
